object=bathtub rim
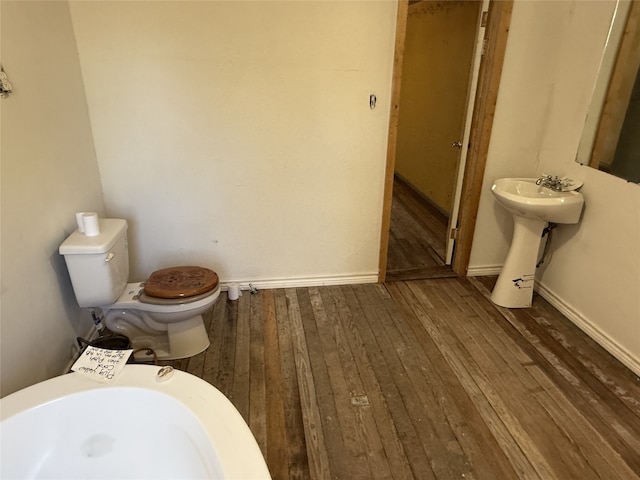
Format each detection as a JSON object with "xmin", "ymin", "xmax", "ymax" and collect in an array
[{"xmin": 0, "ymin": 364, "xmax": 271, "ymax": 479}]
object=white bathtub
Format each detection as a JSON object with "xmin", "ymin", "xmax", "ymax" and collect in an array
[{"xmin": 0, "ymin": 365, "xmax": 271, "ymax": 479}]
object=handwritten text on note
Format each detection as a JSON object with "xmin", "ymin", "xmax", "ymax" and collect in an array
[{"xmin": 72, "ymin": 346, "xmax": 133, "ymax": 382}]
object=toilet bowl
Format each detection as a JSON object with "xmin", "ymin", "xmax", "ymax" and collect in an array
[
  {"xmin": 59, "ymin": 219, "xmax": 220, "ymax": 360},
  {"xmin": 102, "ymin": 274, "xmax": 220, "ymax": 360}
]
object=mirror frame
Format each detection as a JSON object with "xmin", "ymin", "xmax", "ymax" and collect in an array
[{"xmin": 576, "ymin": 0, "xmax": 640, "ymax": 183}]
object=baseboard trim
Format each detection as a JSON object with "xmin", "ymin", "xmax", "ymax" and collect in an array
[
  {"xmin": 466, "ymin": 265, "xmax": 502, "ymax": 276},
  {"xmin": 220, "ymin": 273, "xmax": 379, "ymax": 291},
  {"xmin": 469, "ymin": 265, "xmax": 639, "ymax": 376},
  {"xmin": 536, "ymin": 282, "xmax": 640, "ymax": 377}
]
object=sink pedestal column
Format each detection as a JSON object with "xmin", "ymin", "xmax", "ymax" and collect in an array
[{"xmin": 491, "ymin": 216, "xmax": 547, "ymax": 308}]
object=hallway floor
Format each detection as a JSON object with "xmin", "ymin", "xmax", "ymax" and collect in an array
[
  {"xmin": 386, "ymin": 177, "xmax": 455, "ymax": 281},
  {"xmin": 164, "ymin": 277, "xmax": 640, "ymax": 480}
]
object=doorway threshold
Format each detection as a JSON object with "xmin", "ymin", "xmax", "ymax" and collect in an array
[{"xmin": 385, "ymin": 265, "xmax": 457, "ymax": 282}]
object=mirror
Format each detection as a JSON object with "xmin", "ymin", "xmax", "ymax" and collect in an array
[{"xmin": 575, "ymin": 0, "xmax": 640, "ymax": 183}]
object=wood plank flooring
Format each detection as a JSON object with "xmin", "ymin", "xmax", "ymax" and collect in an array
[
  {"xmin": 386, "ymin": 177, "xmax": 455, "ymax": 281},
  {"xmin": 165, "ymin": 277, "xmax": 640, "ymax": 480}
]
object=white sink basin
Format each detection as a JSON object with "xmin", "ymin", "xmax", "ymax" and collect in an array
[
  {"xmin": 491, "ymin": 178, "xmax": 584, "ymax": 224},
  {"xmin": 490, "ymin": 177, "xmax": 584, "ymax": 308}
]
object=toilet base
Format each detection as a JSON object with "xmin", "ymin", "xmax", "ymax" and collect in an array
[
  {"xmin": 104, "ymin": 311, "xmax": 210, "ymax": 361},
  {"xmin": 166, "ymin": 315, "xmax": 210, "ymax": 360}
]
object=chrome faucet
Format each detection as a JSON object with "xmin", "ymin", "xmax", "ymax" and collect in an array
[{"xmin": 535, "ymin": 175, "xmax": 573, "ymax": 192}]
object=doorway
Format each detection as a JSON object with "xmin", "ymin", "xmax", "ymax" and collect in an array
[
  {"xmin": 385, "ymin": 176, "xmax": 456, "ymax": 280},
  {"xmin": 386, "ymin": 0, "xmax": 481, "ymax": 281},
  {"xmin": 378, "ymin": 0, "xmax": 513, "ymax": 282}
]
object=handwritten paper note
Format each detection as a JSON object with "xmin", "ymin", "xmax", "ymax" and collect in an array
[{"xmin": 72, "ymin": 346, "xmax": 133, "ymax": 383}]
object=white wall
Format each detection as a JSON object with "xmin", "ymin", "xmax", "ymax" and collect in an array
[
  {"xmin": 469, "ymin": 0, "xmax": 640, "ymax": 373},
  {"xmin": 68, "ymin": 1, "xmax": 398, "ymax": 286},
  {"xmin": 0, "ymin": 1, "xmax": 105, "ymax": 396}
]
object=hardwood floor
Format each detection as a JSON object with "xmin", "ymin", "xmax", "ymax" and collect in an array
[
  {"xmin": 386, "ymin": 177, "xmax": 455, "ymax": 281},
  {"xmin": 165, "ymin": 278, "xmax": 640, "ymax": 480}
]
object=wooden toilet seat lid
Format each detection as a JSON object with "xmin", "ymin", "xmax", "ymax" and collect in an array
[{"xmin": 143, "ymin": 266, "xmax": 219, "ymax": 299}]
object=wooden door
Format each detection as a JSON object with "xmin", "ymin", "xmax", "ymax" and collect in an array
[{"xmin": 394, "ymin": 1, "xmax": 481, "ymax": 215}]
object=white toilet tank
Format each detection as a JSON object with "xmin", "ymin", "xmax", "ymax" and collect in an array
[{"xmin": 59, "ymin": 219, "xmax": 129, "ymax": 308}]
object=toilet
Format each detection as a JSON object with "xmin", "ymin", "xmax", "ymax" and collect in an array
[{"xmin": 59, "ymin": 218, "xmax": 220, "ymax": 360}]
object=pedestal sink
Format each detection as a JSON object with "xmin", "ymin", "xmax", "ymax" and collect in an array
[{"xmin": 490, "ymin": 178, "xmax": 584, "ymax": 308}]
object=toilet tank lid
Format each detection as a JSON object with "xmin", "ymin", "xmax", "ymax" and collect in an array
[{"xmin": 59, "ymin": 219, "xmax": 128, "ymax": 255}]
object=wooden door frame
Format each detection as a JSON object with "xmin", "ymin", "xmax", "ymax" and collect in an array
[{"xmin": 378, "ymin": 0, "xmax": 513, "ymax": 281}]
